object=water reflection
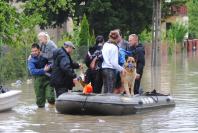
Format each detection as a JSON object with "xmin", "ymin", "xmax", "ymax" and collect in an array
[{"xmin": 1, "ymin": 52, "xmax": 198, "ymax": 132}]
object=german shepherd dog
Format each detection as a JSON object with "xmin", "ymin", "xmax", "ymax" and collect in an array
[{"xmin": 121, "ymin": 56, "xmax": 136, "ymax": 96}]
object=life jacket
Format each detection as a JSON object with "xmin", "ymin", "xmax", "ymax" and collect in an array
[{"xmin": 83, "ymin": 83, "xmax": 93, "ymax": 94}]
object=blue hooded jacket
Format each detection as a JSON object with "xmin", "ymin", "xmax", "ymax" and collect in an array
[
  {"xmin": 28, "ymin": 55, "xmax": 48, "ymax": 76},
  {"xmin": 119, "ymin": 48, "xmax": 134, "ymax": 66}
]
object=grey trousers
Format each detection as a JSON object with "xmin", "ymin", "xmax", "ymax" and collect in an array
[{"xmin": 102, "ymin": 68, "xmax": 116, "ymax": 93}]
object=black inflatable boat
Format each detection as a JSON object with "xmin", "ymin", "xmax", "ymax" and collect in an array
[{"xmin": 55, "ymin": 92, "xmax": 175, "ymax": 115}]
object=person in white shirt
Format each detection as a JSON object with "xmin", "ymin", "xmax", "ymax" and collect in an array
[{"xmin": 102, "ymin": 30, "xmax": 126, "ymax": 93}]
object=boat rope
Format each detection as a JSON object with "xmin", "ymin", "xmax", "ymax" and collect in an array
[
  {"xmin": 149, "ymin": 95, "xmax": 159, "ymax": 103},
  {"xmin": 81, "ymin": 95, "xmax": 89, "ymax": 111}
]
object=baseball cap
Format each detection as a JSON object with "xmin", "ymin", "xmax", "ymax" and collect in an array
[{"xmin": 64, "ymin": 41, "xmax": 75, "ymax": 49}]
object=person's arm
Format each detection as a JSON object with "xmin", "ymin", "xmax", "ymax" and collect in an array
[
  {"xmin": 72, "ymin": 62, "xmax": 80, "ymax": 69},
  {"xmin": 110, "ymin": 46, "xmax": 123, "ymax": 72},
  {"xmin": 119, "ymin": 48, "xmax": 127, "ymax": 66},
  {"xmin": 28, "ymin": 59, "xmax": 45, "ymax": 75},
  {"xmin": 84, "ymin": 52, "xmax": 92, "ymax": 68},
  {"xmin": 136, "ymin": 48, "xmax": 145, "ymax": 76},
  {"xmin": 59, "ymin": 57, "xmax": 76, "ymax": 78}
]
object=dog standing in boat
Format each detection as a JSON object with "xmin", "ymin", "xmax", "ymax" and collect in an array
[{"xmin": 121, "ymin": 56, "xmax": 136, "ymax": 96}]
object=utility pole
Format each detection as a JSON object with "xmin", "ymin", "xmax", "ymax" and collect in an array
[
  {"xmin": 151, "ymin": 0, "xmax": 161, "ymax": 91},
  {"xmin": 0, "ymin": 37, "xmax": 2, "ymax": 85},
  {"xmin": 152, "ymin": 0, "xmax": 161, "ymax": 67}
]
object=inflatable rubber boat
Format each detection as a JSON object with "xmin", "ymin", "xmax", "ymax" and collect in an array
[{"xmin": 55, "ymin": 91, "xmax": 175, "ymax": 115}]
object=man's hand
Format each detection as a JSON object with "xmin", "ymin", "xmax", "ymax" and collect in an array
[
  {"xmin": 44, "ymin": 64, "xmax": 50, "ymax": 72},
  {"xmin": 73, "ymin": 78, "xmax": 79, "ymax": 85},
  {"xmin": 121, "ymin": 69, "xmax": 127, "ymax": 77},
  {"xmin": 79, "ymin": 63, "xmax": 83, "ymax": 70},
  {"xmin": 136, "ymin": 73, "xmax": 140, "ymax": 80}
]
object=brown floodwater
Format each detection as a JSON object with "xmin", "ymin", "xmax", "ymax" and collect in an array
[{"xmin": 1, "ymin": 51, "xmax": 198, "ymax": 133}]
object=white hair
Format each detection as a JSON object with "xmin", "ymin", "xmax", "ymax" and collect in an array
[
  {"xmin": 38, "ymin": 32, "xmax": 50, "ymax": 42},
  {"xmin": 129, "ymin": 34, "xmax": 138, "ymax": 40}
]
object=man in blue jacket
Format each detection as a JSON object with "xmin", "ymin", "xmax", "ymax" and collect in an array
[{"xmin": 28, "ymin": 43, "xmax": 55, "ymax": 108}]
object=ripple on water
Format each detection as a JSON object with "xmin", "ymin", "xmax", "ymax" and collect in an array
[
  {"xmin": 13, "ymin": 104, "xmax": 37, "ymax": 116},
  {"xmin": 0, "ymin": 117, "xmax": 41, "ymax": 133},
  {"xmin": 70, "ymin": 129, "xmax": 92, "ymax": 133}
]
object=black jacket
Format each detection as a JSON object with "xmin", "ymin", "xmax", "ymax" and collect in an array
[
  {"xmin": 50, "ymin": 47, "xmax": 80, "ymax": 88},
  {"xmin": 84, "ymin": 45, "xmax": 103, "ymax": 69}
]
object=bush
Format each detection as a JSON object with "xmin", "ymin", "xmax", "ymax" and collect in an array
[
  {"xmin": 78, "ymin": 15, "xmax": 90, "ymax": 47},
  {"xmin": 167, "ymin": 22, "xmax": 188, "ymax": 55},
  {"xmin": 139, "ymin": 29, "xmax": 152, "ymax": 43}
]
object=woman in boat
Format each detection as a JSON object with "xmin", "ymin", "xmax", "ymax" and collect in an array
[{"xmin": 101, "ymin": 30, "xmax": 126, "ymax": 93}]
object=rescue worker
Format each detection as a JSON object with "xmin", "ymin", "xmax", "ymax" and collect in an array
[
  {"xmin": 128, "ymin": 34, "xmax": 145, "ymax": 94},
  {"xmin": 50, "ymin": 41, "xmax": 81, "ymax": 97},
  {"xmin": 28, "ymin": 43, "xmax": 55, "ymax": 108}
]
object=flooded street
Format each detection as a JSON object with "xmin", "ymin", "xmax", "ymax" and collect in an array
[{"xmin": 1, "ymin": 52, "xmax": 198, "ymax": 133}]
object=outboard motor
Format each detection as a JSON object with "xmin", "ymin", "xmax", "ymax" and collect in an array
[{"xmin": 0, "ymin": 86, "xmax": 9, "ymax": 93}]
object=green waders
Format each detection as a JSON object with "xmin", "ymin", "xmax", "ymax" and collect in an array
[{"xmin": 34, "ymin": 75, "xmax": 55, "ymax": 107}]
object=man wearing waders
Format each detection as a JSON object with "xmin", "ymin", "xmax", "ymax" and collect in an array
[{"xmin": 28, "ymin": 43, "xmax": 55, "ymax": 108}]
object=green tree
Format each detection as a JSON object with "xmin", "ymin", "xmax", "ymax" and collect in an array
[
  {"xmin": 78, "ymin": 14, "xmax": 90, "ymax": 46},
  {"xmin": 89, "ymin": 31, "xmax": 96, "ymax": 46},
  {"xmin": 22, "ymin": 0, "xmax": 75, "ymax": 28},
  {"xmin": 0, "ymin": 1, "xmax": 22, "ymax": 45},
  {"xmin": 139, "ymin": 29, "xmax": 152, "ymax": 43},
  {"xmin": 0, "ymin": 1, "xmax": 40, "ymax": 83},
  {"xmin": 76, "ymin": 0, "xmax": 153, "ymax": 38},
  {"xmin": 187, "ymin": 0, "xmax": 198, "ymax": 38},
  {"xmin": 167, "ymin": 22, "xmax": 187, "ymax": 55},
  {"xmin": 167, "ymin": 22, "xmax": 187, "ymax": 43}
]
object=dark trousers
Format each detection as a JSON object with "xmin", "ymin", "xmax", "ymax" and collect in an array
[
  {"xmin": 134, "ymin": 77, "xmax": 142, "ymax": 95},
  {"xmin": 102, "ymin": 68, "xmax": 116, "ymax": 93},
  {"xmin": 115, "ymin": 71, "xmax": 122, "ymax": 89},
  {"xmin": 55, "ymin": 87, "xmax": 71, "ymax": 98},
  {"xmin": 85, "ymin": 69, "xmax": 103, "ymax": 93}
]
